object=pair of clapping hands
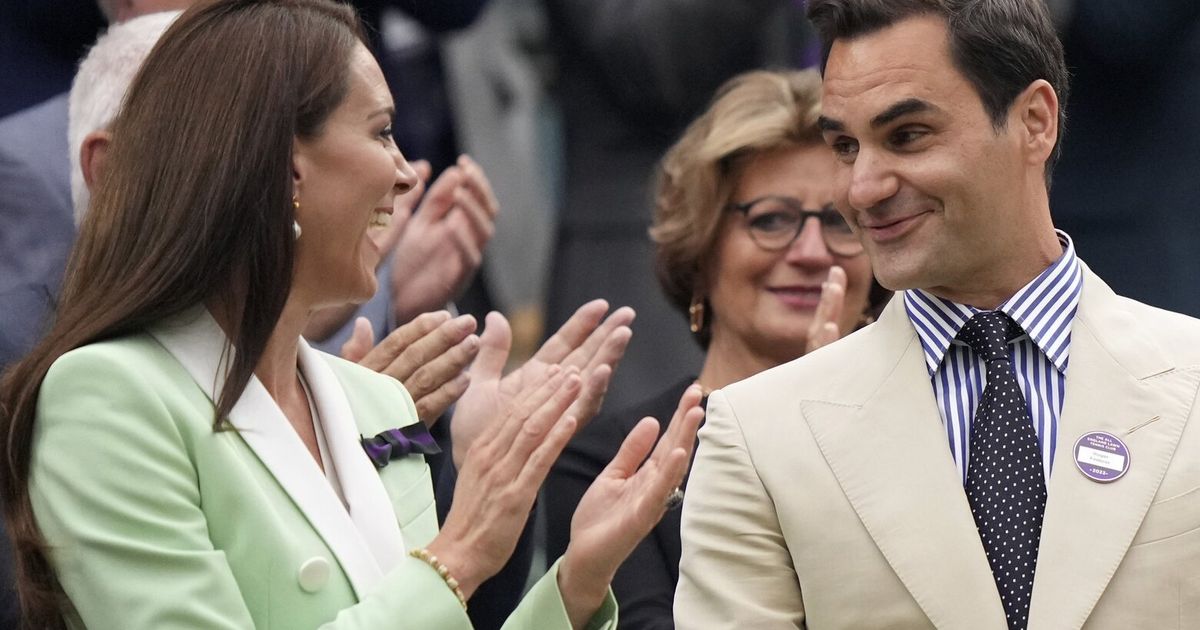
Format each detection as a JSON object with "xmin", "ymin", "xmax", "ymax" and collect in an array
[
  {"xmin": 335, "ymin": 154, "xmax": 704, "ymax": 625},
  {"xmin": 344, "ymin": 300, "xmax": 703, "ymax": 627}
]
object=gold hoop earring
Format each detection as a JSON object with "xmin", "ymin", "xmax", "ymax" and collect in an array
[{"xmin": 688, "ymin": 296, "xmax": 705, "ymax": 333}]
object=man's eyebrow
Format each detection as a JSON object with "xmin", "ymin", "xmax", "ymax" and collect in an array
[
  {"xmin": 871, "ymin": 98, "xmax": 938, "ymax": 128},
  {"xmin": 817, "ymin": 116, "xmax": 844, "ymax": 132}
]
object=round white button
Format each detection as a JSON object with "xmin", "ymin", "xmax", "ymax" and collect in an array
[{"xmin": 297, "ymin": 557, "xmax": 330, "ymax": 593}]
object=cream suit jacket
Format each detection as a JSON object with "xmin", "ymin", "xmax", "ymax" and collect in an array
[
  {"xmin": 30, "ymin": 309, "xmax": 616, "ymax": 629},
  {"xmin": 675, "ymin": 265, "xmax": 1200, "ymax": 629}
]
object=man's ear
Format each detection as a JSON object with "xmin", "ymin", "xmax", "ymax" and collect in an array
[
  {"xmin": 80, "ymin": 130, "xmax": 113, "ymax": 192},
  {"xmin": 1015, "ymin": 79, "xmax": 1059, "ymax": 168}
]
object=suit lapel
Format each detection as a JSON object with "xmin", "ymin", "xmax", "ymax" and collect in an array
[
  {"xmin": 802, "ymin": 299, "xmax": 1008, "ymax": 630},
  {"xmin": 1027, "ymin": 269, "xmax": 1200, "ymax": 629},
  {"xmin": 297, "ymin": 341, "xmax": 407, "ymax": 574},
  {"xmin": 149, "ymin": 308, "xmax": 385, "ymax": 598}
]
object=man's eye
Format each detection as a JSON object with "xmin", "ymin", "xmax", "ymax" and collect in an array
[
  {"xmin": 830, "ymin": 139, "xmax": 858, "ymax": 162},
  {"xmin": 890, "ymin": 128, "xmax": 928, "ymax": 147},
  {"xmin": 379, "ymin": 125, "xmax": 394, "ymax": 140}
]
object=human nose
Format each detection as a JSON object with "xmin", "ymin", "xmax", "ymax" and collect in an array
[
  {"xmin": 846, "ymin": 148, "xmax": 899, "ymax": 212},
  {"xmin": 393, "ymin": 150, "xmax": 418, "ymax": 195},
  {"xmin": 785, "ymin": 217, "xmax": 835, "ymax": 267}
]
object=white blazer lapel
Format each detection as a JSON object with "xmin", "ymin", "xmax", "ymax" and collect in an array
[
  {"xmin": 297, "ymin": 340, "xmax": 407, "ymax": 575},
  {"xmin": 149, "ymin": 309, "xmax": 385, "ymax": 597}
]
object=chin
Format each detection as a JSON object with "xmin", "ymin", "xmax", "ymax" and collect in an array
[{"xmin": 346, "ymin": 276, "xmax": 378, "ymax": 305}]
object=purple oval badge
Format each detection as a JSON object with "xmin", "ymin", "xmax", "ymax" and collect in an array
[{"xmin": 1073, "ymin": 431, "xmax": 1130, "ymax": 483}]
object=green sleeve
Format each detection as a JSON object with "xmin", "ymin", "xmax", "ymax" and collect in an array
[{"xmin": 502, "ymin": 558, "xmax": 618, "ymax": 630}]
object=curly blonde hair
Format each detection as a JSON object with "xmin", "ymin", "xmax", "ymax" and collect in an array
[{"xmin": 651, "ymin": 69, "xmax": 825, "ymax": 346}]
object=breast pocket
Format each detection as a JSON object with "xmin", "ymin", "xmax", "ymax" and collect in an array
[
  {"xmin": 377, "ymin": 457, "xmax": 435, "ymax": 532},
  {"xmin": 1131, "ymin": 485, "xmax": 1200, "ymax": 546}
]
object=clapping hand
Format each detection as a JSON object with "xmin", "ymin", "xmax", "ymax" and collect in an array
[
  {"xmin": 389, "ymin": 155, "xmax": 499, "ymax": 325},
  {"xmin": 559, "ymin": 385, "xmax": 706, "ymax": 628},
  {"xmin": 448, "ymin": 299, "xmax": 635, "ymax": 469},
  {"xmin": 341, "ymin": 311, "xmax": 478, "ymax": 424},
  {"xmin": 425, "ymin": 364, "xmax": 584, "ymax": 598}
]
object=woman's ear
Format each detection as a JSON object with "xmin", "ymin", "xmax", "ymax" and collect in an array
[{"xmin": 291, "ymin": 138, "xmax": 307, "ymax": 194}]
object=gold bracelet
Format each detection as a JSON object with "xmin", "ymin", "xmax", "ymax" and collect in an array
[{"xmin": 409, "ymin": 547, "xmax": 468, "ymax": 610}]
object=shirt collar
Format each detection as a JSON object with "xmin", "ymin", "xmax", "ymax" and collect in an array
[{"xmin": 904, "ymin": 230, "xmax": 1083, "ymax": 375}]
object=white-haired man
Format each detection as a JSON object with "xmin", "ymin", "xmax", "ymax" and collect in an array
[{"xmin": 0, "ymin": 0, "xmax": 195, "ymax": 370}]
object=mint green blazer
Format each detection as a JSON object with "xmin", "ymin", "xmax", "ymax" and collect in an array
[{"xmin": 29, "ymin": 309, "xmax": 616, "ymax": 629}]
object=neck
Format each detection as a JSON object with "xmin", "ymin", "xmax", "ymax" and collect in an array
[
  {"xmin": 696, "ymin": 330, "xmax": 784, "ymax": 393},
  {"xmin": 931, "ymin": 197, "xmax": 1061, "ymax": 310},
  {"xmin": 206, "ymin": 294, "xmax": 310, "ymax": 401}
]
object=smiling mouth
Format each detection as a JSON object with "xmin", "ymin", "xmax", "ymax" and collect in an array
[
  {"xmin": 368, "ymin": 209, "xmax": 391, "ymax": 229},
  {"xmin": 860, "ymin": 211, "xmax": 931, "ymax": 242},
  {"xmin": 767, "ymin": 285, "xmax": 823, "ymax": 309}
]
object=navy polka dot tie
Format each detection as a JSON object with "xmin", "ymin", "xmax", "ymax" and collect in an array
[{"xmin": 958, "ymin": 311, "xmax": 1045, "ymax": 630}]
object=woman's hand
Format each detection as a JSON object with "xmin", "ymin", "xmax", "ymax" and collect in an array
[
  {"xmin": 558, "ymin": 385, "xmax": 706, "ymax": 629},
  {"xmin": 341, "ymin": 311, "xmax": 479, "ymax": 424},
  {"xmin": 806, "ymin": 265, "xmax": 848, "ymax": 353},
  {"xmin": 426, "ymin": 364, "xmax": 584, "ymax": 598},
  {"xmin": 449, "ymin": 300, "xmax": 634, "ymax": 470}
]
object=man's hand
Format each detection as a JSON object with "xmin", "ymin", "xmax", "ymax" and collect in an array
[
  {"xmin": 341, "ymin": 311, "xmax": 479, "ymax": 425},
  {"xmin": 389, "ymin": 155, "xmax": 499, "ymax": 325}
]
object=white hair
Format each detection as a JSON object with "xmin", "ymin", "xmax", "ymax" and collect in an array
[{"xmin": 68, "ymin": 10, "xmax": 180, "ymax": 223}]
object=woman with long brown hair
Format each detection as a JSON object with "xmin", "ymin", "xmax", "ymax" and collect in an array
[{"xmin": 0, "ymin": 1, "xmax": 702, "ymax": 628}]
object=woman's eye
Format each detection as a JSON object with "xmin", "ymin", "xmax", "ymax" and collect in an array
[
  {"xmin": 821, "ymin": 211, "xmax": 854, "ymax": 234},
  {"xmin": 379, "ymin": 125, "xmax": 394, "ymax": 140},
  {"xmin": 749, "ymin": 211, "xmax": 798, "ymax": 232}
]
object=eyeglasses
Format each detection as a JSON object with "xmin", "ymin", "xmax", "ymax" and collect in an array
[{"xmin": 728, "ymin": 196, "xmax": 864, "ymax": 256}]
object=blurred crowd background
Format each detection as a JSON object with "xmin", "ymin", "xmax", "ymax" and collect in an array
[
  {"xmin": 1, "ymin": 0, "xmax": 1198, "ymax": 627},
  {"xmin": 4, "ymin": 0, "xmax": 1199, "ymax": 414}
]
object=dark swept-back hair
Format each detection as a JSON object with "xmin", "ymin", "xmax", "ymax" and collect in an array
[
  {"xmin": 0, "ymin": 0, "xmax": 365, "ymax": 625},
  {"xmin": 807, "ymin": 0, "xmax": 1069, "ymax": 184}
]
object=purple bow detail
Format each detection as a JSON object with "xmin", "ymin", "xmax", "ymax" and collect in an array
[{"xmin": 361, "ymin": 424, "xmax": 442, "ymax": 469}]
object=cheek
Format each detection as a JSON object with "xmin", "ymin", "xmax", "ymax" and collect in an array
[{"xmin": 713, "ymin": 235, "xmax": 775, "ymax": 294}]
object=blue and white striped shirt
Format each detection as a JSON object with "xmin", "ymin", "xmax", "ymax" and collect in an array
[{"xmin": 904, "ymin": 232, "xmax": 1083, "ymax": 485}]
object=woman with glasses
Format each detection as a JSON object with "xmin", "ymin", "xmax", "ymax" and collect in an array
[{"xmin": 545, "ymin": 69, "xmax": 889, "ymax": 629}]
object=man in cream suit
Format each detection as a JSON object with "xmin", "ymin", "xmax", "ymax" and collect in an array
[{"xmin": 675, "ymin": 1, "xmax": 1200, "ymax": 629}]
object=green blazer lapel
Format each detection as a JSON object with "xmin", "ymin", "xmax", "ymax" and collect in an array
[
  {"xmin": 150, "ymin": 309, "xmax": 385, "ymax": 598},
  {"xmin": 1028, "ymin": 268, "xmax": 1200, "ymax": 629},
  {"xmin": 298, "ymin": 340, "xmax": 407, "ymax": 575},
  {"xmin": 802, "ymin": 298, "xmax": 1008, "ymax": 629}
]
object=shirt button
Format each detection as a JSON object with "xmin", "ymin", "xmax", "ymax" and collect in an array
[{"xmin": 298, "ymin": 556, "xmax": 331, "ymax": 593}]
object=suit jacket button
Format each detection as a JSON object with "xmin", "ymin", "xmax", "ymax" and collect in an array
[{"xmin": 298, "ymin": 557, "xmax": 331, "ymax": 593}]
